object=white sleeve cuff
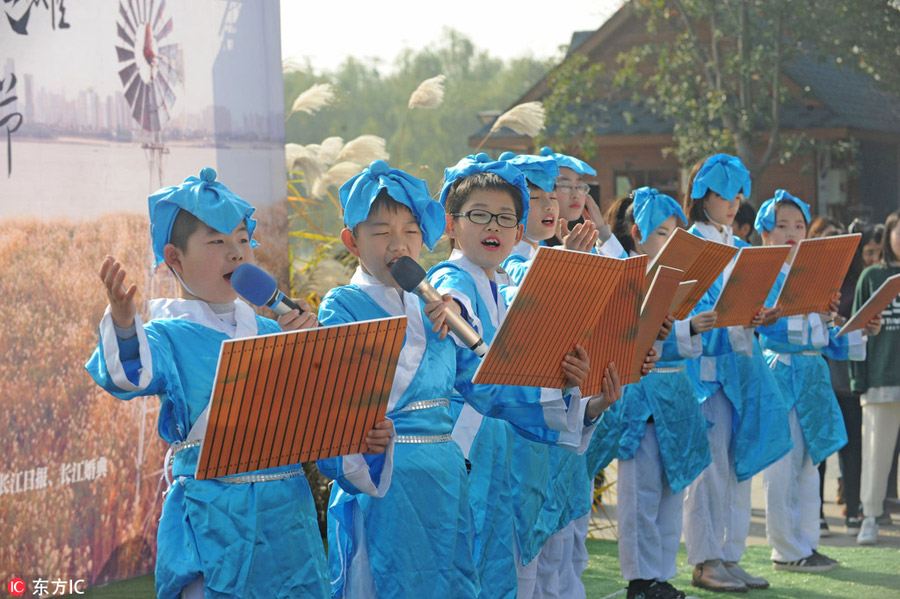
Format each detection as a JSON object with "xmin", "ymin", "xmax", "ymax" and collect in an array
[
  {"xmin": 675, "ymin": 319, "xmax": 701, "ymax": 359},
  {"xmin": 595, "ymin": 234, "xmax": 626, "ymax": 259},
  {"xmin": 338, "ymin": 440, "xmax": 394, "ymax": 498},
  {"xmin": 99, "ymin": 306, "xmax": 153, "ymax": 392},
  {"xmin": 847, "ymin": 330, "xmax": 867, "ymax": 361},
  {"xmin": 727, "ymin": 326, "xmax": 754, "ymax": 357},
  {"xmin": 808, "ymin": 314, "xmax": 828, "ymax": 348},
  {"xmin": 787, "ymin": 314, "xmax": 809, "ymax": 346},
  {"xmin": 554, "ymin": 395, "xmax": 598, "ymax": 455},
  {"xmin": 540, "ymin": 386, "xmax": 584, "ymax": 433}
]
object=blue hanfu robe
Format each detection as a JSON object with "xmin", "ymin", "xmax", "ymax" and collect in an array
[
  {"xmin": 684, "ymin": 223, "xmax": 792, "ymax": 481},
  {"xmin": 428, "ymin": 250, "xmax": 595, "ymax": 599},
  {"xmin": 85, "ymin": 299, "xmax": 334, "ymax": 599},
  {"xmin": 315, "ymin": 268, "xmax": 587, "ymax": 599},
  {"xmin": 757, "ymin": 265, "xmax": 866, "ymax": 464}
]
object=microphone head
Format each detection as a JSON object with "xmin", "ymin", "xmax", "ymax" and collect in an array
[
  {"xmin": 390, "ymin": 256, "xmax": 427, "ymax": 292},
  {"xmin": 230, "ymin": 263, "xmax": 277, "ymax": 307}
]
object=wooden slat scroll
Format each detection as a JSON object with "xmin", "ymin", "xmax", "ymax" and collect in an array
[
  {"xmin": 473, "ymin": 247, "xmax": 639, "ymax": 392},
  {"xmin": 712, "ymin": 245, "xmax": 791, "ymax": 327},
  {"xmin": 195, "ymin": 316, "xmax": 406, "ymax": 480},
  {"xmin": 669, "ymin": 280, "xmax": 698, "ymax": 314},
  {"xmin": 630, "ymin": 266, "xmax": 685, "ymax": 381},
  {"xmin": 585, "ymin": 255, "xmax": 648, "ymax": 390},
  {"xmin": 670, "ymin": 236, "xmax": 738, "ymax": 320},
  {"xmin": 775, "ymin": 234, "xmax": 861, "ymax": 317},
  {"xmin": 837, "ymin": 273, "xmax": 900, "ymax": 337},
  {"xmin": 644, "ymin": 228, "xmax": 705, "ymax": 296}
]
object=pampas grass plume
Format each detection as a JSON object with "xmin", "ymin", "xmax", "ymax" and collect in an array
[
  {"xmin": 313, "ymin": 161, "xmax": 368, "ymax": 198},
  {"xmin": 490, "ymin": 101, "xmax": 546, "ymax": 137},
  {"xmin": 288, "ymin": 83, "xmax": 336, "ymax": 118},
  {"xmin": 408, "ymin": 74, "xmax": 446, "ymax": 110},
  {"xmin": 335, "ymin": 135, "xmax": 390, "ymax": 166}
]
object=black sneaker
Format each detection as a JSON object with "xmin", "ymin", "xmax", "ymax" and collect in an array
[
  {"xmin": 845, "ymin": 516, "xmax": 862, "ymax": 533},
  {"xmin": 652, "ymin": 581, "xmax": 688, "ymax": 599},
  {"xmin": 811, "ymin": 550, "xmax": 839, "ymax": 566},
  {"xmin": 772, "ymin": 553, "xmax": 835, "ymax": 572},
  {"xmin": 820, "ymin": 517, "xmax": 831, "ymax": 537},
  {"xmin": 876, "ymin": 511, "xmax": 893, "ymax": 527},
  {"xmin": 627, "ymin": 580, "xmax": 686, "ymax": 599}
]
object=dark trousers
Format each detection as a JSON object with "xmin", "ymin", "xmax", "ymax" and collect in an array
[{"xmin": 836, "ymin": 392, "xmax": 863, "ymax": 519}]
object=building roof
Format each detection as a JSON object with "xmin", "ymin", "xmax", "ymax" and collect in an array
[{"xmin": 470, "ymin": 8, "xmax": 900, "ymax": 148}]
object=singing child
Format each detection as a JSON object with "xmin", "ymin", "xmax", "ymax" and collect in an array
[
  {"xmin": 755, "ymin": 190, "xmax": 879, "ymax": 571},
  {"xmin": 428, "ymin": 152, "xmax": 621, "ymax": 599},
  {"xmin": 681, "ymin": 154, "xmax": 791, "ymax": 593},
  {"xmin": 85, "ymin": 168, "xmax": 394, "ymax": 599},
  {"xmin": 316, "ymin": 160, "xmax": 605, "ymax": 599}
]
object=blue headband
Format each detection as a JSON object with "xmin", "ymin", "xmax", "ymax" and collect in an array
[
  {"xmin": 690, "ymin": 154, "xmax": 752, "ymax": 202},
  {"xmin": 440, "ymin": 153, "xmax": 531, "ymax": 224},
  {"xmin": 632, "ymin": 187, "xmax": 687, "ymax": 237},
  {"xmin": 539, "ymin": 146, "xmax": 597, "ymax": 177},
  {"xmin": 340, "ymin": 160, "xmax": 445, "ymax": 250},
  {"xmin": 498, "ymin": 151, "xmax": 559, "ymax": 193},
  {"xmin": 149, "ymin": 167, "xmax": 258, "ymax": 266},
  {"xmin": 754, "ymin": 189, "xmax": 812, "ymax": 234}
]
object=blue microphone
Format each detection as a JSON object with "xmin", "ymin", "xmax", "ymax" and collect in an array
[{"xmin": 230, "ymin": 263, "xmax": 303, "ymax": 315}]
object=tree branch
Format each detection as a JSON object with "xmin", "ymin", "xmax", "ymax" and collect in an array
[
  {"xmin": 757, "ymin": 12, "xmax": 783, "ymax": 171},
  {"xmin": 668, "ymin": 0, "xmax": 720, "ymax": 91}
]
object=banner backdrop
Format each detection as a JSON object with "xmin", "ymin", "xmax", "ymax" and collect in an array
[{"xmin": 0, "ymin": 0, "xmax": 287, "ymax": 591}]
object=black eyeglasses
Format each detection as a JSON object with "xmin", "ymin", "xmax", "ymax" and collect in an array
[{"xmin": 450, "ymin": 209, "xmax": 520, "ymax": 228}]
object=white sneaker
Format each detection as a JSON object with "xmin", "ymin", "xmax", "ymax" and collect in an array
[{"xmin": 857, "ymin": 516, "xmax": 878, "ymax": 545}]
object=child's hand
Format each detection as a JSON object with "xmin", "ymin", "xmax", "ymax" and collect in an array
[
  {"xmin": 363, "ymin": 418, "xmax": 394, "ymax": 454},
  {"xmin": 640, "ymin": 347, "xmax": 658, "ymax": 376},
  {"xmin": 829, "ymin": 291, "xmax": 841, "ymax": 315},
  {"xmin": 586, "ymin": 363, "xmax": 622, "ymax": 420},
  {"xmin": 560, "ymin": 218, "xmax": 599, "ymax": 253},
  {"xmin": 690, "ymin": 310, "xmax": 718, "ymax": 334},
  {"xmin": 657, "ymin": 315, "xmax": 675, "ymax": 341},
  {"xmin": 277, "ymin": 299, "xmax": 319, "ymax": 332},
  {"xmin": 99, "ymin": 255, "xmax": 137, "ymax": 328},
  {"xmin": 865, "ymin": 313, "xmax": 883, "ymax": 336},
  {"xmin": 581, "ymin": 196, "xmax": 606, "ymax": 227},
  {"xmin": 750, "ymin": 305, "xmax": 781, "ymax": 328},
  {"xmin": 562, "ymin": 344, "xmax": 590, "ymax": 389},
  {"xmin": 423, "ymin": 294, "xmax": 459, "ymax": 339}
]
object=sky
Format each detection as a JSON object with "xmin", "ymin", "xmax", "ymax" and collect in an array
[{"xmin": 279, "ymin": 0, "xmax": 625, "ymax": 73}]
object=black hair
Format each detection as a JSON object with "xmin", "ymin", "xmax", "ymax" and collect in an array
[
  {"xmin": 734, "ymin": 202, "xmax": 757, "ymax": 229},
  {"xmin": 606, "ymin": 195, "xmax": 637, "ymax": 254},
  {"xmin": 169, "ymin": 209, "xmax": 204, "ymax": 253},
  {"xmin": 444, "ymin": 172, "xmax": 524, "ymax": 222},
  {"xmin": 808, "ymin": 216, "xmax": 845, "ymax": 238}
]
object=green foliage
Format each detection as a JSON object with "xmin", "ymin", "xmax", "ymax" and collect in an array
[{"xmin": 543, "ymin": 0, "xmax": 900, "ymax": 186}]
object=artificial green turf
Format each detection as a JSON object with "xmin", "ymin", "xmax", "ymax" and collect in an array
[{"xmin": 63, "ymin": 542, "xmax": 900, "ymax": 598}]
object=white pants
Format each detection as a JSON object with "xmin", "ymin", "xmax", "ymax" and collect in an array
[
  {"xmin": 683, "ymin": 390, "xmax": 752, "ymax": 565},
  {"xmin": 861, "ymin": 401, "xmax": 900, "ymax": 518},
  {"xmin": 181, "ymin": 577, "xmax": 204, "ymax": 599},
  {"xmin": 516, "ymin": 542, "xmax": 539, "ymax": 599},
  {"xmin": 533, "ymin": 517, "xmax": 588, "ymax": 599},
  {"xmin": 617, "ymin": 423, "xmax": 684, "ymax": 581},
  {"xmin": 763, "ymin": 408, "xmax": 820, "ymax": 562}
]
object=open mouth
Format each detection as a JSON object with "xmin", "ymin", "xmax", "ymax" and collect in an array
[
  {"xmin": 541, "ymin": 215, "xmax": 556, "ymax": 227},
  {"xmin": 481, "ymin": 237, "xmax": 501, "ymax": 250},
  {"xmin": 386, "ymin": 256, "xmax": 401, "ymax": 269},
  {"xmin": 223, "ymin": 271, "xmax": 233, "ymax": 282}
]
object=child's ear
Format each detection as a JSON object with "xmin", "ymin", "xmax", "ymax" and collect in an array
[
  {"xmin": 630, "ymin": 224, "xmax": 643, "ymax": 245},
  {"xmin": 340, "ymin": 228, "xmax": 361, "ymax": 258},
  {"xmin": 163, "ymin": 243, "xmax": 184, "ymax": 275},
  {"xmin": 515, "ymin": 222, "xmax": 524, "ymax": 244},
  {"xmin": 445, "ymin": 214, "xmax": 457, "ymax": 240}
]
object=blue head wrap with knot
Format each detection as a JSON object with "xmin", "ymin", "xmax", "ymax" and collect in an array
[
  {"xmin": 148, "ymin": 167, "xmax": 258, "ymax": 266},
  {"xmin": 632, "ymin": 187, "xmax": 687, "ymax": 238},
  {"xmin": 340, "ymin": 160, "xmax": 446, "ymax": 250},
  {"xmin": 754, "ymin": 189, "xmax": 812, "ymax": 234},
  {"xmin": 498, "ymin": 151, "xmax": 559, "ymax": 194},
  {"xmin": 690, "ymin": 154, "xmax": 752, "ymax": 202},
  {"xmin": 539, "ymin": 146, "xmax": 597, "ymax": 176},
  {"xmin": 439, "ymin": 153, "xmax": 531, "ymax": 224}
]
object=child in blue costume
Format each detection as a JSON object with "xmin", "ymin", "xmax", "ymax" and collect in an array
[
  {"xmin": 316, "ymin": 160, "xmax": 600, "ymax": 599},
  {"xmin": 600, "ymin": 188, "xmax": 715, "ymax": 599},
  {"xmin": 680, "ymin": 155, "xmax": 792, "ymax": 593},
  {"xmin": 427, "ymin": 153, "xmax": 620, "ymax": 599},
  {"xmin": 85, "ymin": 168, "xmax": 394, "ymax": 599},
  {"xmin": 754, "ymin": 191, "xmax": 877, "ymax": 571}
]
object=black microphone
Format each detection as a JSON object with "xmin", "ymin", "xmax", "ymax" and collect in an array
[
  {"xmin": 390, "ymin": 256, "xmax": 489, "ymax": 357},
  {"xmin": 230, "ymin": 263, "xmax": 303, "ymax": 316}
]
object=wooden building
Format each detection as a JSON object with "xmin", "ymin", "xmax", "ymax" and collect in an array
[{"xmin": 469, "ymin": 4, "xmax": 900, "ymax": 224}]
